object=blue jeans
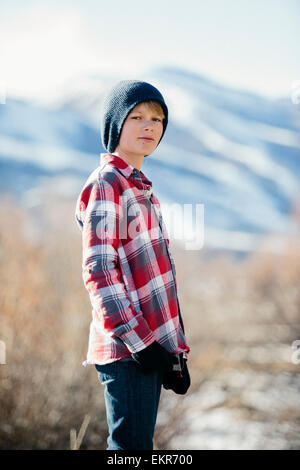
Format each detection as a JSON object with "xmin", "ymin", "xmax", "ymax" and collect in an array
[{"xmin": 95, "ymin": 358, "xmax": 163, "ymax": 450}]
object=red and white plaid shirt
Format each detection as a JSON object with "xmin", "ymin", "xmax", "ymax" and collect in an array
[{"xmin": 75, "ymin": 153, "xmax": 190, "ymax": 365}]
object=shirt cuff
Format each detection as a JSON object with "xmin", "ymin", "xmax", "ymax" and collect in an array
[{"xmin": 117, "ymin": 311, "xmax": 156, "ymax": 354}]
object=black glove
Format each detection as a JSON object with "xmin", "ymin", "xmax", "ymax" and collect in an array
[
  {"xmin": 163, "ymin": 354, "xmax": 191, "ymax": 395},
  {"xmin": 131, "ymin": 341, "xmax": 174, "ymax": 375}
]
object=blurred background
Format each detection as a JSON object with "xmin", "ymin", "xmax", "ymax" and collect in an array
[{"xmin": 0, "ymin": 0, "xmax": 300, "ymax": 450}]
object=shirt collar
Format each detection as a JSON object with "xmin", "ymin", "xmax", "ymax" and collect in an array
[{"xmin": 100, "ymin": 153, "xmax": 153, "ymax": 187}]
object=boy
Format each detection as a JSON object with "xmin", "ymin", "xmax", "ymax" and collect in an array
[{"xmin": 75, "ymin": 80, "xmax": 190, "ymax": 450}]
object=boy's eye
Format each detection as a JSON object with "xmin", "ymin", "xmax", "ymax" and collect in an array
[{"xmin": 131, "ymin": 116, "xmax": 162, "ymax": 121}]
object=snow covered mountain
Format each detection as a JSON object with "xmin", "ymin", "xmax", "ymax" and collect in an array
[{"xmin": 0, "ymin": 66, "xmax": 299, "ymax": 254}]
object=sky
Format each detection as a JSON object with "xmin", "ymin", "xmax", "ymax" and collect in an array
[{"xmin": 0, "ymin": 0, "xmax": 299, "ymax": 102}]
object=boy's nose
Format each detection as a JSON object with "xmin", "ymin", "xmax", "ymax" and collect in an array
[{"xmin": 143, "ymin": 120, "xmax": 154, "ymax": 129}]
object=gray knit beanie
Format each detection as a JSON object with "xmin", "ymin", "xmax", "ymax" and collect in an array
[{"xmin": 100, "ymin": 80, "xmax": 168, "ymax": 154}]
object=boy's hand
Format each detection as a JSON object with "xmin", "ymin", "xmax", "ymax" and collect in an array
[
  {"xmin": 131, "ymin": 341, "xmax": 173, "ymax": 375},
  {"xmin": 163, "ymin": 356, "xmax": 191, "ymax": 395}
]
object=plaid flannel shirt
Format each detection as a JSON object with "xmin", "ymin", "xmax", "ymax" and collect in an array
[{"xmin": 75, "ymin": 153, "xmax": 190, "ymax": 365}]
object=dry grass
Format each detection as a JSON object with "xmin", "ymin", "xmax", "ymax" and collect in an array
[{"xmin": 0, "ymin": 195, "xmax": 299, "ymax": 449}]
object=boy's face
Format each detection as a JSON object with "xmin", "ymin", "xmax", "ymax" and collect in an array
[{"xmin": 114, "ymin": 102, "xmax": 164, "ymax": 158}]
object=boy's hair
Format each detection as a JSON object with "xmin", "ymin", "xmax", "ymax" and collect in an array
[
  {"xmin": 142, "ymin": 100, "xmax": 165, "ymax": 120},
  {"xmin": 100, "ymin": 80, "xmax": 168, "ymax": 153}
]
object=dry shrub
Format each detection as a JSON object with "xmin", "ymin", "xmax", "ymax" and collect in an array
[{"xmin": 0, "ymin": 197, "xmax": 107, "ymax": 449}]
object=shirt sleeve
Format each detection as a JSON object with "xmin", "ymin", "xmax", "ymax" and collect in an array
[{"xmin": 76, "ymin": 177, "xmax": 156, "ymax": 354}]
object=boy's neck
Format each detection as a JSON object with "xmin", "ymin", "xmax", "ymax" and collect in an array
[{"xmin": 111, "ymin": 151, "xmax": 144, "ymax": 171}]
